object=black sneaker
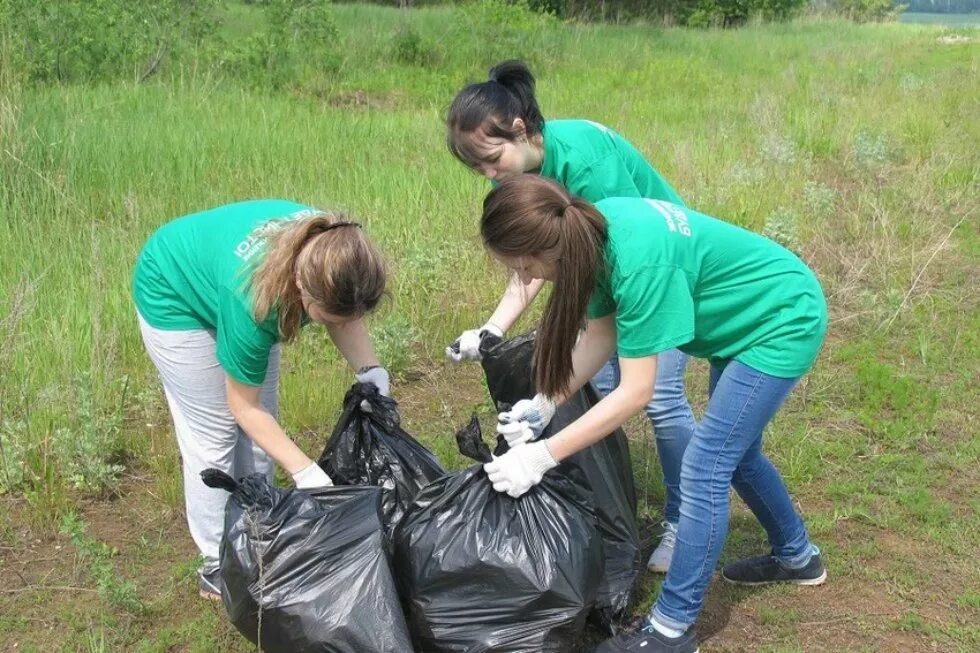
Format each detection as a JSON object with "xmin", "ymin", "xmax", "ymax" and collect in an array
[
  {"xmin": 198, "ymin": 568, "xmax": 223, "ymax": 601},
  {"xmin": 721, "ymin": 552, "xmax": 827, "ymax": 586},
  {"xmin": 595, "ymin": 619, "xmax": 699, "ymax": 653}
]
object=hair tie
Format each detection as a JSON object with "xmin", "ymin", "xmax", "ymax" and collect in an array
[
  {"xmin": 322, "ymin": 221, "xmax": 361, "ymax": 231},
  {"xmin": 559, "ymin": 202, "xmax": 573, "ymax": 217}
]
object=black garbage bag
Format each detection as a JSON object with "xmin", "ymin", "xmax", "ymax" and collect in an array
[
  {"xmin": 201, "ymin": 469, "xmax": 413, "ymax": 653},
  {"xmin": 480, "ymin": 332, "xmax": 642, "ymax": 631},
  {"xmin": 392, "ymin": 417, "xmax": 603, "ymax": 653},
  {"xmin": 317, "ymin": 382, "xmax": 445, "ymax": 531}
]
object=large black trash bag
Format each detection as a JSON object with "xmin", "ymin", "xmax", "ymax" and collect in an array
[
  {"xmin": 392, "ymin": 417, "xmax": 603, "ymax": 653},
  {"xmin": 317, "ymin": 382, "xmax": 445, "ymax": 531},
  {"xmin": 480, "ymin": 332, "xmax": 642, "ymax": 631},
  {"xmin": 201, "ymin": 469, "xmax": 413, "ymax": 653}
]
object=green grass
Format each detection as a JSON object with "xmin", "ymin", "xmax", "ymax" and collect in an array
[{"xmin": 1, "ymin": 2, "xmax": 978, "ymax": 651}]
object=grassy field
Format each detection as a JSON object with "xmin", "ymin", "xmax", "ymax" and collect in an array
[{"xmin": 1, "ymin": 3, "xmax": 978, "ymax": 651}]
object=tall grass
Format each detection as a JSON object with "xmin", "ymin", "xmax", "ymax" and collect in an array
[{"xmin": 1, "ymin": 3, "xmax": 977, "ymax": 517}]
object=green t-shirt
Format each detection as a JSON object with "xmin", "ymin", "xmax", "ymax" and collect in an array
[
  {"xmin": 538, "ymin": 119, "xmax": 684, "ymax": 206},
  {"xmin": 133, "ymin": 199, "xmax": 317, "ymax": 385},
  {"xmin": 587, "ymin": 198, "xmax": 827, "ymax": 378}
]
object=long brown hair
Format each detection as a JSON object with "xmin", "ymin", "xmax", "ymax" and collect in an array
[
  {"xmin": 481, "ymin": 176, "xmax": 607, "ymax": 397},
  {"xmin": 250, "ymin": 212, "xmax": 387, "ymax": 341}
]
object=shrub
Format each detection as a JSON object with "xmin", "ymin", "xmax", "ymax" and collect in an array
[
  {"xmin": 803, "ymin": 181, "xmax": 837, "ymax": 219},
  {"xmin": 456, "ymin": 0, "xmax": 560, "ymax": 62},
  {"xmin": 833, "ymin": 0, "xmax": 906, "ymax": 22},
  {"xmin": 370, "ymin": 313, "xmax": 421, "ymax": 377},
  {"xmin": 0, "ymin": 0, "xmax": 221, "ymax": 84},
  {"xmin": 219, "ymin": 0, "xmax": 340, "ymax": 88},
  {"xmin": 52, "ymin": 374, "xmax": 129, "ymax": 496},
  {"xmin": 763, "ymin": 207, "xmax": 803, "ymax": 254},
  {"xmin": 391, "ymin": 23, "xmax": 442, "ymax": 66}
]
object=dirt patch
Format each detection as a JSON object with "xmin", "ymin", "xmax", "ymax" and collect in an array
[
  {"xmin": 322, "ymin": 89, "xmax": 404, "ymax": 109},
  {"xmin": 0, "ymin": 477, "xmax": 210, "ymax": 650},
  {"xmin": 2, "ymin": 362, "xmax": 976, "ymax": 650}
]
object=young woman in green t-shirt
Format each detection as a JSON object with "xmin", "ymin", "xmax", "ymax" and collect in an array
[
  {"xmin": 132, "ymin": 200, "xmax": 391, "ymax": 601},
  {"xmin": 445, "ymin": 60, "xmax": 691, "ymax": 572},
  {"xmin": 476, "ymin": 176, "xmax": 827, "ymax": 653}
]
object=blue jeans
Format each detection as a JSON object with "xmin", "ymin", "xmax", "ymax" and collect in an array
[
  {"xmin": 651, "ymin": 360, "xmax": 816, "ymax": 631},
  {"xmin": 592, "ymin": 348, "xmax": 694, "ymax": 524}
]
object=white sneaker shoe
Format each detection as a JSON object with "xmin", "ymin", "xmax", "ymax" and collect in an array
[{"xmin": 647, "ymin": 521, "xmax": 677, "ymax": 573}]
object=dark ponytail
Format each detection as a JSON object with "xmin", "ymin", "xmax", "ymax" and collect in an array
[
  {"xmin": 447, "ymin": 60, "xmax": 546, "ymax": 169},
  {"xmin": 480, "ymin": 176, "xmax": 607, "ymax": 398},
  {"xmin": 487, "ymin": 60, "xmax": 544, "ymax": 132}
]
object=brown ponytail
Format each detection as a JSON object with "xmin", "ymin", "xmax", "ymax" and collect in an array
[
  {"xmin": 481, "ymin": 176, "xmax": 607, "ymax": 397},
  {"xmin": 250, "ymin": 212, "xmax": 387, "ymax": 341}
]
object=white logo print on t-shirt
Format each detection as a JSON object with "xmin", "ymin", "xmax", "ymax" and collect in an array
[
  {"xmin": 234, "ymin": 209, "xmax": 319, "ymax": 261},
  {"xmin": 645, "ymin": 199, "xmax": 691, "ymax": 237}
]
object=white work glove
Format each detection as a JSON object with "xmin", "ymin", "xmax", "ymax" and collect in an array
[
  {"xmin": 446, "ymin": 323, "xmax": 504, "ymax": 363},
  {"xmin": 483, "ymin": 440, "xmax": 558, "ymax": 499},
  {"xmin": 496, "ymin": 420, "xmax": 535, "ymax": 448},
  {"xmin": 355, "ymin": 366, "xmax": 391, "ymax": 412},
  {"xmin": 497, "ymin": 393, "xmax": 556, "ymax": 440},
  {"xmin": 292, "ymin": 463, "xmax": 333, "ymax": 490}
]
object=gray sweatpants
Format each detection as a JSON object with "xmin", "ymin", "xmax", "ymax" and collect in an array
[{"xmin": 137, "ymin": 313, "xmax": 280, "ymax": 573}]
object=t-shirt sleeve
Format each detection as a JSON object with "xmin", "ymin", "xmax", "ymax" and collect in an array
[
  {"xmin": 568, "ymin": 154, "xmax": 645, "ymax": 203},
  {"xmin": 216, "ymin": 286, "xmax": 277, "ymax": 386},
  {"xmin": 587, "ymin": 286, "xmax": 616, "ymax": 319},
  {"xmin": 614, "ymin": 266, "xmax": 695, "ymax": 358}
]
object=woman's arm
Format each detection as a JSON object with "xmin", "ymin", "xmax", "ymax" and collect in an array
[
  {"xmin": 327, "ymin": 317, "xmax": 380, "ymax": 371},
  {"xmin": 547, "ymin": 354, "xmax": 658, "ymax": 461},
  {"xmin": 448, "ymin": 273, "xmax": 546, "ymax": 362},
  {"xmin": 497, "ymin": 315, "xmax": 617, "ymax": 439},
  {"xmin": 551, "ymin": 314, "xmax": 618, "ymax": 405},
  {"xmin": 487, "ymin": 273, "xmax": 547, "ymax": 333},
  {"xmin": 226, "ymin": 376, "xmax": 314, "ymax": 474},
  {"xmin": 485, "ymin": 348, "xmax": 657, "ymax": 499}
]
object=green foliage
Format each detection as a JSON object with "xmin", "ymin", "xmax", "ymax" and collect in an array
[
  {"xmin": 61, "ymin": 511, "xmax": 146, "ymax": 614},
  {"xmin": 0, "ymin": 420, "xmax": 31, "ymax": 494},
  {"xmin": 686, "ymin": 0, "xmax": 806, "ymax": 26},
  {"xmin": 833, "ymin": 0, "xmax": 907, "ymax": 21},
  {"xmin": 219, "ymin": 0, "xmax": 340, "ymax": 88},
  {"xmin": 390, "ymin": 23, "xmax": 442, "ymax": 66},
  {"xmin": 687, "ymin": 0, "xmax": 752, "ymax": 26},
  {"xmin": 760, "ymin": 133, "xmax": 798, "ymax": 166},
  {"xmin": 456, "ymin": 0, "xmax": 560, "ymax": 61},
  {"xmin": 0, "ymin": 0, "xmax": 344, "ymax": 88},
  {"xmin": 851, "ymin": 130, "xmax": 898, "ymax": 169},
  {"xmin": 0, "ymin": 0, "xmax": 221, "ymax": 84},
  {"xmin": 370, "ymin": 313, "xmax": 421, "ymax": 377},
  {"xmin": 0, "ymin": 374, "xmax": 128, "ymax": 495},
  {"xmin": 762, "ymin": 207, "xmax": 802, "ymax": 254},
  {"xmin": 802, "ymin": 181, "xmax": 836, "ymax": 219},
  {"xmin": 520, "ymin": 0, "xmax": 808, "ymax": 25},
  {"xmin": 52, "ymin": 375, "xmax": 128, "ymax": 496}
]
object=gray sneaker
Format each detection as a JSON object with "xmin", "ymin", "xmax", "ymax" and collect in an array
[
  {"xmin": 198, "ymin": 568, "xmax": 223, "ymax": 601},
  {"xmin": 647, "ymin": 521, "xmax": 677, "ymax": 573},
  {"xmin": 596, "ymin": 618, "xmax": 699, "ymax": 653}
]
